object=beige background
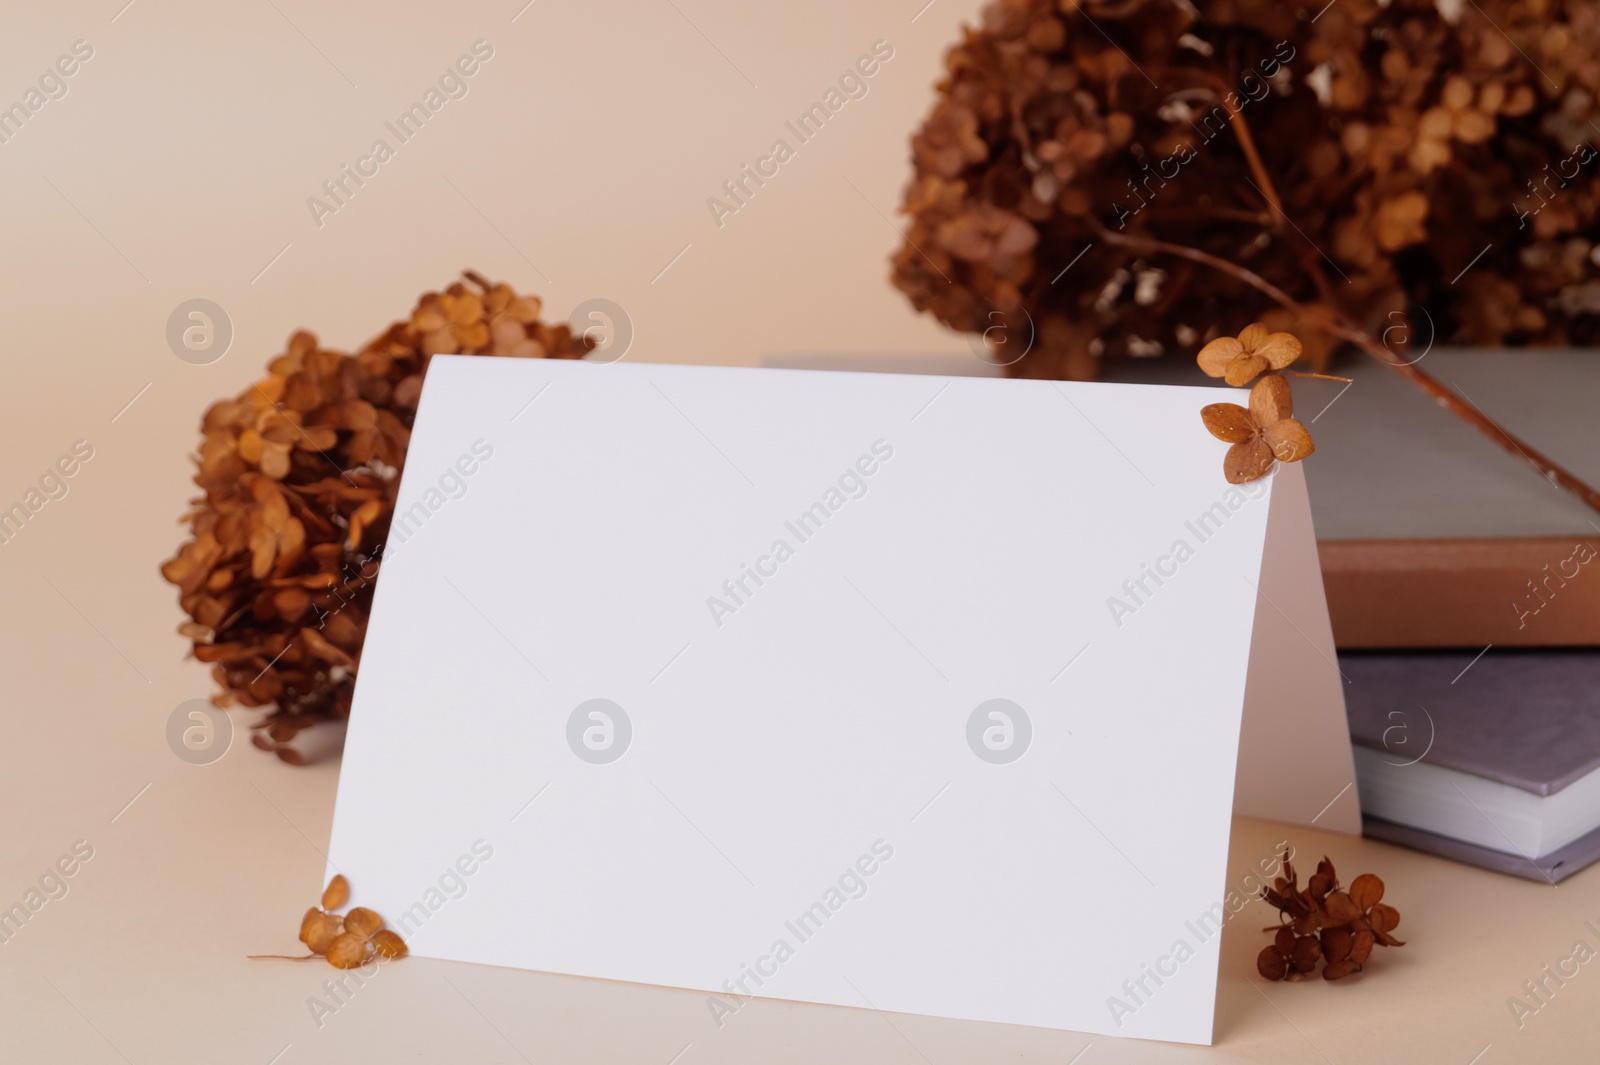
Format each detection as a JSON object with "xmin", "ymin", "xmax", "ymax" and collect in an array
[{"xmin": 2, "ymin": 0, "xmax": 1598, "ymax": 1061}]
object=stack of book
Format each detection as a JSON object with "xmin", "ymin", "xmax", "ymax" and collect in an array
[{"xmin": 1343, "ymin": 649, "xmax": 1600, "ymax": 883}]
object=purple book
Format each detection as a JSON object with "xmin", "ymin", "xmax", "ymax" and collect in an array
[{"xmin": 1341, "ymin": 650, "xmax": 1600, "ymax": 883}]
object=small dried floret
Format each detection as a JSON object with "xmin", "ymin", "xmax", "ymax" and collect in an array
[
  {"xmin": 261, "ymin": 877, "xmax": 409, "ymax": 969},
  {"xmin": 1257, "ymin": 853, "xmax": 1403, "ymax": 981},
  {"xmin": 1200, "ymin": 372, "xmax": 1315, "ymax": 484},
  {"xmin": 326, "ymin": 932, "xmax": 371, "ymax": 970}
]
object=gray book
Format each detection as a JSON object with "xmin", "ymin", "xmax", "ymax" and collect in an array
[{"xmin": 1342, "ymin": 650, "xmax": 1600, "ymax": 882}]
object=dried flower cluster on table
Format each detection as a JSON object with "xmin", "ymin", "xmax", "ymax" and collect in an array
[
  {"xmin": 162, "ymin": 274, "xmax": 593, "ymax": 762},
  {"xmin": 1258, "ymin": 855, "xmax": 1404, "ymax": 982},
  {"xmin": 252, "ymin": 875, "xmax": 408, "ymax": 968}
]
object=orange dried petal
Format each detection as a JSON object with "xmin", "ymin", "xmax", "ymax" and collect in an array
[
  {"xmin": 343, "ymin": 401, "xmax": 378, "ymax": 431},
  {"xmin": 322, "ymin": 875, "xmax": 350, "ymax": 911},
  {"xmin": 1249, "ymin": 374, "xmax": 1294, "ymax": 426},
  {"xmin": 1441, "ymin": 75, "xmax": 1474, "ymax": 110},
  {"xmin": 1253, "ymin": 332, "xmax": 1303, "ymax": 369},
  {"xmin": 1201, "ymin": 403, "xmax": 1254, "ymax": 443},
  {"xmin": 1196, "ymin": 335, "xmax": 1244, "ymax": 378},
  {"xmin": 1224, "ymin": 352, "xmax": 1271, "ymax": 387},
  {"xmin": 450, "ymin": 292, "xmax": 484, "ymax": 325},
  {"xmin": 302, "ymin": 911, "xmax": 343, "ymax": 954},
  {"xmin": 371, "ymin": 930, "xmax": 408, "ymax": 958},
  {"xmin": 1408, "ymin": 137, "xmax": 1452, "ymax": 175},
  {"xmin": 344, "ymin": 907, "xmax": 383, "ymax": 937},
  {"xmin": 238, "ymin": 428, "xmax": 264, "ymax": 464},
  {"xmin": 1418, "ymin": 107, "xmax": 1454, "ymax": 139},
  {"xmin": 298, "ymin": 426, "xmax": 339, "ymax": 451},
  {"xmin": 1224, "ymin": 437, "xmax": 1275, "ymax": 484},
  {"xmin": 260, "ymin": 442, "xmax": 291, "ymax": 480},
  {"xmin": 1348, "ymin": 873, "xmax": 1384, "ymax": 910},
  {"xmin": 1454, "ymin": 108, "xmax": 1495, "ymax": 143},
  {"xmin": 1236, "ymin": 322, "xmax": 1270, "ymax": 352},
  {"xmin": 1264, "ymin": 418, "xmax": 1315, "ymax": 463}
]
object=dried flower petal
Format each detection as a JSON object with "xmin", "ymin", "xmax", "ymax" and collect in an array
[
  {"xmin": 1348, "ymin": 873, "xmax": 1383, "ymax": 910},
  {"xmin": 1252, "ymin": 333, "xmax": 1302, "ymax": 370},
  {"xmin": 1249, "ymin": 375, "xmax": 1294, "ymax": 426},
  {"xmin": 1320, "ymin": 927, "xmax": 1353, "ymax": 963},
  {"xmin": 1257, "ymin": 945, "xmax": 1289, "ymax": 980},
  {"xmin": 1264, "ymin": 418, "xmax": 1315, "ymax": 462},
  {"xmin": 300, "ymin": 911, "xmax": 343, "ymax": 955},
  {"xmin": 1322, "ymin": 958, "xmax": 1361, "ymax": 980},
  {"xmin": 1225, "ymin": 438, "xmax": 1275, "ymax": 484},
  {"xmin": 1201, "ymin": 403, "xmax": 1254, "ymax": 443},
  {"xmin": 327, "ymin": 931, "xmax": 370, "ymax": 969},
  {"xmin": 321, "ymin": 875, "xmax": 350, "ymax": 911},
  {"xmin": 344, "ymin": 907, "xmax": 383, "ymax": 937},
  {"xmin": 1225, "ymin": 353, "xmax": 1271, "ymax": 388},
  {"xmin": 1290, "ymin": 934, "xmax": 1322, "ymax": 973},
  {"xmin": 1196, "ymin": 336, "xmax": 1244, "ymax": 378},
  {"xmin": 371, "ymin": 930, "xmax": 408, "ymax": 958}
]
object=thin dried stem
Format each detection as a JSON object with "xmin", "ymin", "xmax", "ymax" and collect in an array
[
  {"xmin": 1092, "ymin": 222, "xmax": 1600, "ymax": 516},
  {"xmin": 1202, "ymin": 74, "xmax": 1284, "ymax": 221}
]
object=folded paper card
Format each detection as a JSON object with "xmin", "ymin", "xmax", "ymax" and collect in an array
[{"xmin": 327, "ymin": 357, "xmax": 1356, "ymax": 1045}]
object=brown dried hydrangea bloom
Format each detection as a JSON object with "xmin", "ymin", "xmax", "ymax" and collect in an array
[
  {"xmin": 1258, "ymin": 856, "xmax": 1403, "ymax": 982},
  {"xmin": 254, "ymin": 875, "xmax": 410, "ymax": 968},
  {"xmin": 893, "ymin": 0, "xmax": 1600, "ymax": 381},
  {"xmin": 161, "ymin": 274, "xmax": 593, "ymax": 761}
]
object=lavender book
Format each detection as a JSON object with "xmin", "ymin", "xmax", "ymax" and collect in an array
[{"xmin": 1343, "ymin": 650, "xmax": 1600, "ymax": 883}]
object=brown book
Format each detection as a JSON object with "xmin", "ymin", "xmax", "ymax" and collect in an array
[{"xmin": 1320, "ymin": 537, "xmax": 1600, "ymax": 648}]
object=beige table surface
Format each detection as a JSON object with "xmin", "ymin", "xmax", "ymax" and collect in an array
[{"xmin": 3, "ymin": 0, "xmax": 1598, "ymax": 1060}]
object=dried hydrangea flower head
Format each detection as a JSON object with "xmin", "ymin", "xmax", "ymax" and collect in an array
[
  {"xmin": 162, "ymin": 274, "xmax": 594, "ymax": 762},
  {"xmin": 893, "ymin": 0, "xmax": 1600, "ymax": 384},
  {"xmin": 264, "ymin": 876, "xmax": 409, "ymax": 969}
]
